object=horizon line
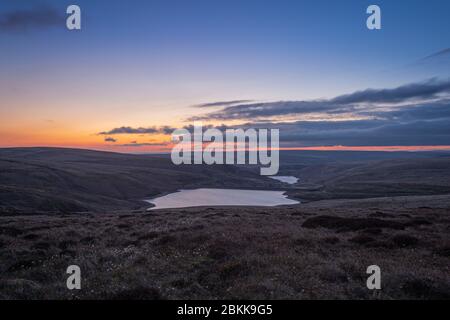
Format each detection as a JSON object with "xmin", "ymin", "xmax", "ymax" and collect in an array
[{"xmin": 2, "ymin": 145, "xmax": 450, "ymax": 154}]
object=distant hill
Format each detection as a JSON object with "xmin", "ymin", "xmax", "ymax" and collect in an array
[
  {"xmin": 2, "ymin": 148, "xmax": 450, "ymax": 213},
  {"xmin": 0, "ymin": 148, "xmax": 277, "ymax": 214},
  {"xmin": 284, "ymin": 153, "xmax": 450, "ymax": 200}
]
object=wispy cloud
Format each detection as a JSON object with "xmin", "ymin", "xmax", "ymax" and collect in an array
[
  {"xmin": 330, "ymin": 78, "xmax": 450, "ymax": 104},
  {"xmin": 98, "ymin": 126, "xmax": 176, "ymax": 135},
  {"xmin": 117, "ymin": 142, "xmax": 171, "ymax": 147},
  {"xmin": 101, "ymin": 79, "xmax": 450, "ymax": 148},
  {"xmin": 160, "ymin": 125, "xmax": 177, "ymax": 134},
  {"xmin": 217, "ymin": 99, "xmax": 450, "ymax": 147},
  {"xmin": 104, "ymin": 137, "xmax": 117, "ymax": 143},
  {"xmin": 190, "ymin": 79, "xmax": 450, "ymax": 121},
  {"xmin": 420, "ymin": 48, "xmax": 450, "ymax": 62},
  {"xmin": 194, "ymin": 100, "xmax": 254, "ymax": 108},
  {"xmin": 0, "ymin": 6, "xmax": 64, "ymax": 32}
]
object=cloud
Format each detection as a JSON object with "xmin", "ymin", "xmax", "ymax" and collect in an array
[
  {"xmin": 190, "ymin": 79, "xmax": 450, "ymax": 121},
  {"xmin": 420, "ymin": 48, "xmax": 450, "ymax": 61},
  {"xmin": 381, "ymin": 100, "xmax": 450, "ymax": 121},
  {"xmin": 0, "ymin": 6, "xmax": 64, "ymax": 32},
  {"xmin": 190, "ymin": 101, "xmax": 340, "ymax": 121},
  {"xmin": 331, "ymin": 78, "xmax": 450, "ymax": 104},
  {"xmin": 99, "ymin": 126, "xmax": 158, "ymax": 135},
  {"xmin": 104, "ymin": 137, "xmax": 117, "ymax": 143},
  {"xmin": 98, "ymin": 126, "xmax": 176, "ymax": 135},
  {"xmin": 226, "ymin": 99, "xmax": 450, "ymax": 147},
  {"xmin": 104, "ymin": 101, "xmax": 450, "ymax": 148},
  {"xmin": 160, "ymin": 126, "xmax": 177, "ymax": 135},
  {"xmin": 195, "ymin": 100, "xmax": 254, "ymax": 108},
  {"xmin": 99, "ymin": 79, "xmax": 450, "ymax": 148},
  {"xmin": 117, "ymin": 142, "xmax": 171, "ymax": 147}
]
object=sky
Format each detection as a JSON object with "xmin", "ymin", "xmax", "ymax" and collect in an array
[{"xmin": 1, "ymin": 0, "xmax": 450, "ymax": 152}]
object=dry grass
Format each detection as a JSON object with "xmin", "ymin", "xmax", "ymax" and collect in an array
[{"xmin": 1, "ymin": 197, "xmax": 449, "ymax": 300}]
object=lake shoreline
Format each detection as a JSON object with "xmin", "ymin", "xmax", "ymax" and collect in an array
[{"xmin": 145, "ymin": 188, "xmax": 300, "ymax": 210}]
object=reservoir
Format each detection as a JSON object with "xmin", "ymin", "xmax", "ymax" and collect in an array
[
  {"xmin": 146, "ymin": 188, "xmax": 299, "ymax": 210},
  {"xmin": 269, "ymin": 176, "xmax": 299, "ymax": 184}
]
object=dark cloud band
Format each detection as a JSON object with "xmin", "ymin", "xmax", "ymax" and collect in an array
[
  {"xmin": 98, "ymin": 126, "xmax": 176, "ymax": 135},
  {"xmin": 100, "ymin": 79, "xmax": 450, "ymax": 148},
  {"xmin": 0, "ymin": 6, "xmax": 63, "ymax": 32},
  {"xmin": 194, "ymin": 100, "xmax": 254, "ymax": 108},
  {"xmin": 190, "ymin": 79, "xmax": 450, "ymax": 121}
]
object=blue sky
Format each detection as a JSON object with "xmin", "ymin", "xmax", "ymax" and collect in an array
[{"xmin": 0, "ymin": 0, "xmax": 449, "ymax": 149}]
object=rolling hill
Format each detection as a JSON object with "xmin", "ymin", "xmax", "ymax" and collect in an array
[{"xmin": 0, "ymin": 148, "xmax": 278, "ymax": 214}]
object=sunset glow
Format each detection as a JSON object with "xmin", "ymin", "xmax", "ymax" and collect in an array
[{"xmin": 1, "ymin": 1, "xmax": 450, "ymax": 152}]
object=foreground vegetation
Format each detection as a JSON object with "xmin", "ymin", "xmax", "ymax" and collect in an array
[{"xmin": 1, "ymin": 195, "xmax": 449, "ymax": 299}]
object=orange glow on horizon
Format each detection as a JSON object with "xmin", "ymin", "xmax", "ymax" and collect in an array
[
  {"xmin": 1, "ymin": 124, "xmax": 450, "ymax": 153},
  {"xmin": 2, "ymin": 142, "xmax": 450, "ymax": 154}
]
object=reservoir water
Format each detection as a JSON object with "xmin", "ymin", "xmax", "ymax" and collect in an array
[
  {"xmin": 269, "ymin": 176, "xmax": 299, "ymax": 184},
  {"xmin": 146, "ymin": 188, "xmax": 299, "ymax": 210}
]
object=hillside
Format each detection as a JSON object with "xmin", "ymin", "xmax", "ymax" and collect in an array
[
  {"xmin": 0, "ymin": 148, "xmax": 449, "ymax": 299},
  {"xmin": 283, "ymin": 153, "xmax": 450, "ymax": 201},
  {"xmin": 0, "ymin": 148, "xmax": 279, "ymax": 214},
  {"xmin": 2, "ymin": 148, "xmax": 450, "ymax": 213},
  {"xmin": 1, "ymin": 194, "xmax": 449, "ymax": 299}
]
